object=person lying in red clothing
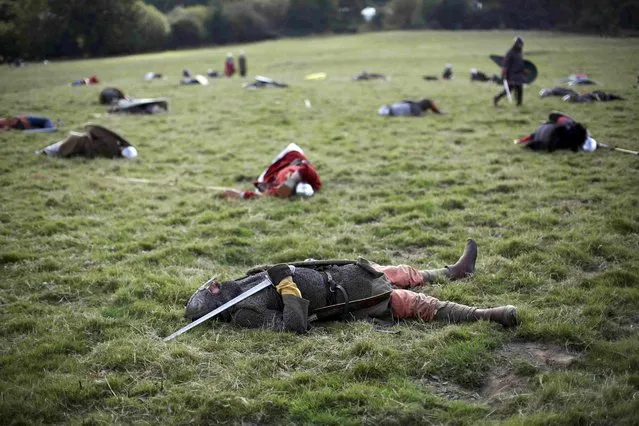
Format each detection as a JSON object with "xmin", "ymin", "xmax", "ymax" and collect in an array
[{"xmin": 223, "ymin": 143, "xmax": 322, "ymax": 200}]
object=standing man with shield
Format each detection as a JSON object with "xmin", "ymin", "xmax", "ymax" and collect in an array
[{"xmin": 493, "ymin": 36, "xmax": 526, "ymax": 107}]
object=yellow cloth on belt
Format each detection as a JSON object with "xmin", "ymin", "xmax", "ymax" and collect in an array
[{"xmin": 276, "ymin": 276, "xmax": 302, "ymax": 298}]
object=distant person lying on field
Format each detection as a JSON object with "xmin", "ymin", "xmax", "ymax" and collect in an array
[
  {"xmin": 353, "ymin": 71, "xmax": 388, "ymax": 81},
  {"xmin": 144, "ymin": 72, "xmax": 164, "ymax": 80},
  {"xmin": 539, "ymin": 87, "xmax": 579, "ymax": 98},
  {"xmin": 0, "ymin": 116, "xmax": 57, "ymax": 133},
  {"xmin": 470, "ymin": 68, "xmax": 501, "ymax": 84},
  {"xmin": 515, "ymin": 112, "xmax": 597, "ymax": 152},
  {"xmin": 539, "ymin": 87, "xmax": 624, "ymax": 103},
  {"xmin": 181, "ymin": 75, "xmax": 209, "ymax": 85},
  {"xmin": 180, "ymin": 68, "xmax": 209, "ymax": 85},
  {"xmin": 70, "ymin": 75, "xmax": 99, "ymax": 86},
  {"xmin": 562, "ymin": 91, "xmax": 624, "ymax": 103},
  {"xmin": 108, "ymin": 98, "xmax": 168, "ymax": 115},
  {"xmin": 378, "ymin": 99, "xmax": 444, "ymax": 116},
  {"xmin": 36, "ymin": 123, "xmax": 137, "ymax": 159},
  {"xmin": 243, "ymin": 76, "xmax": 289, "ymax": 89},
  {"xmin": 222, "ymin": 143, "xmax": 321, "ymax": 200}
]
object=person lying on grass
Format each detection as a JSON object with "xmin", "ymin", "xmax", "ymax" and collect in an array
[
  {"xmin": 243, "ymin": 76, "xmax": 289, "ymax": 89},
  {"xmin": 515, "ymin": 112, "xmax": 596, "ymax": 152},
  {"xmin": 470, "ymin": 68, "xmax": 501, "ymax": 84},
  {"xmin": 0, "ymin": 116, "xmax": 57, "ymax": 132},
  {"xmin": 70, "ymin": 75, "xmax": 99, "ymax": 86},
  {"xmin": 36, "ymin": 123, "xmax": 137, "ymax": 159},
  {"xmin": 539, "ymin": 87, "xmax": 624, "ymax": 103},
  {"xmin": 562, "ymin": 90, "xmax": 624, "ymax": 103},
  {"xmin": 378, "ymin": 98, "xmax": 444, "ymax": 116},
  {"xmin": 183, "ymin": 239, "xmax": 519, "ymax": 333},
  {"xmin": 222, "ymin": 143, "xmax": 321, "ymax": 200},
  {"xmin": 353, "ymin": 71, "xmax": 388, "ymax": 81}
]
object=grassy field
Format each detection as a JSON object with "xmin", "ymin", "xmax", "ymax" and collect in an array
[{"xmin": 1, "ymin": 30, "xmax": 638, "ymax": 425}]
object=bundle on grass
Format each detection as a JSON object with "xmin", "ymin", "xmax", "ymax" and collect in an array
[
  {"xmin": 181, "ymin": 75, "xmax": 209, "ymax": 85},
  {"xmin": 559, "ymin": 73, "xmax": 598, "ymax": 85},
  {"xmin": 108, "ymin": 98, "xmax": 169, "ymax": 114},
  {"xmin": 442, "ymin": 64, "xmax": 453, "ymax": 80},
  {"xmin": 470, "ymin": 68, "xmax": 501, "ymax": 84},
  {"xmin": 36, "ymin": 123, "xmax": 137, "ymax": 159},
  {"xmin": 243, "ymin": 76, "xmax": 288, "ymax": 89}
]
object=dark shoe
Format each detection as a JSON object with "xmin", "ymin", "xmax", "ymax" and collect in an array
[
  {"xmin": 446, "ymin": 239, "xmax": 478, "ymax": 279},
  {"xmin": 493, "ymin": 96, "xmax": 499, "ymax": 107},
  {"xmin": 476, "ymin": 305, "xmax": 520, "ymax": 327}
]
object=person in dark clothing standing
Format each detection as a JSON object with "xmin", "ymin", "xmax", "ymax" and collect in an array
[
  {"xmin": 494, "ymin": 36, "xmax": 525, "ymax": 107},
  {"xmin": 238, "ymin": 51, "xmax": 247, "ymax": 77}
]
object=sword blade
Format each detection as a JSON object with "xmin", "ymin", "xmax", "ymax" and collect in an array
[
  {"xmin": 503, "ymin": 80, "xmax": 513, "ymax": 103},
  {"xmin": 164, "ymin": 276, "xmax": 273, "ymax": 342}
]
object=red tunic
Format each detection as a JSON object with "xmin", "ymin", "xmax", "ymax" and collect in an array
[{"xmin": 242, "ymin": 151, "xmax": 321, "ymax": 199}]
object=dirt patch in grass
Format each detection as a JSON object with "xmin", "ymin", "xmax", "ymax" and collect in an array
[
  {"xmin": 422, "ymin": 342, "xmax": 582, "ymax": 404},
  {"xmin": 481, "ymin": 342, "xmax": 581, "ymax": 399}
]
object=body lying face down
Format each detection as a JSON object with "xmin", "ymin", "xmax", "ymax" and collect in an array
[
  {"xmin": 378, "ymin": 99, "xmax": 443, "ymax": 116},
  {"xmin": 37, "ymin": 124, "xmax": 138, "ymax": 159},
  {"xmin": 515, "ymin": 112, "xmax": 594, "ymax": 152}
]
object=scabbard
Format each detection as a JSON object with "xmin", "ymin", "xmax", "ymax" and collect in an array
[{"xmin": 309, "ymin": 291, "xmax": 393, "ymax": 322}]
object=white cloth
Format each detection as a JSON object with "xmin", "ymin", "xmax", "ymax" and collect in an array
[
  {"xmin": 40, "ymin": 140, "xmax": 64, "ymax": 156},
  {"xmin": 378, "ymin": 105, "xmax": 390, "ymax": 116},
  {"xmin": 361, "ymin": 7, "xmax": 376, "ymax": 22},
  {"xmin": 582, "ymin": 137, "xmax": 597, "ymax": 152},
  {"xmin": 295, "ymin": 182, "xmax": 314, "ymax": 197},
  {"xmin": 121, "ymin": 146, "xmax": 138, "ymax": 159}
]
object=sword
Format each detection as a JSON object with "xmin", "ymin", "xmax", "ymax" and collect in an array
[
  {"xmin": 503, "ymin": 80, "xmax": 513, "ymax": 103},
  {"xmin": 164, "ymin": 276, "xmax": 274, "ymax": 342}
]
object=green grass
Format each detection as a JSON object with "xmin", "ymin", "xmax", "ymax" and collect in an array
[{"xmin": 1, "ymin": 30, "xmax": 638, "ymax": 424}]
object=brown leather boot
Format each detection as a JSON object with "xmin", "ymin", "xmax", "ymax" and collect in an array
[
  {"xmin": 474, "ymin": 306, "xmax": 520, "ymax": 327},
  {"xmin": 421, "ymin": 239, "xmax": 478, "ymax": 282},
  {"xmin": 434, "ymin": 301, "xmax": 519, "ymax": 327}
]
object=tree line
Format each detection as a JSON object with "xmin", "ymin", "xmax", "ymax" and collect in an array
[{"xmin": 1, "ymin": 0, "xmax": 637, "ymax": 60}]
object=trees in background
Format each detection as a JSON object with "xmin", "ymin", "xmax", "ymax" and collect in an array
[{"xmin": 1, "ymin": 0, "xmax": 636, "ymax": 60}]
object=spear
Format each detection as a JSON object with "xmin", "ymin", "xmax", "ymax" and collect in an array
[
  {"xmin": 597, "ymin": 143, "xmax": 638, "ymax": 156},
  {"xmin": 111, "ymin": 176, "xmax": 236, "ymax": 192}
]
